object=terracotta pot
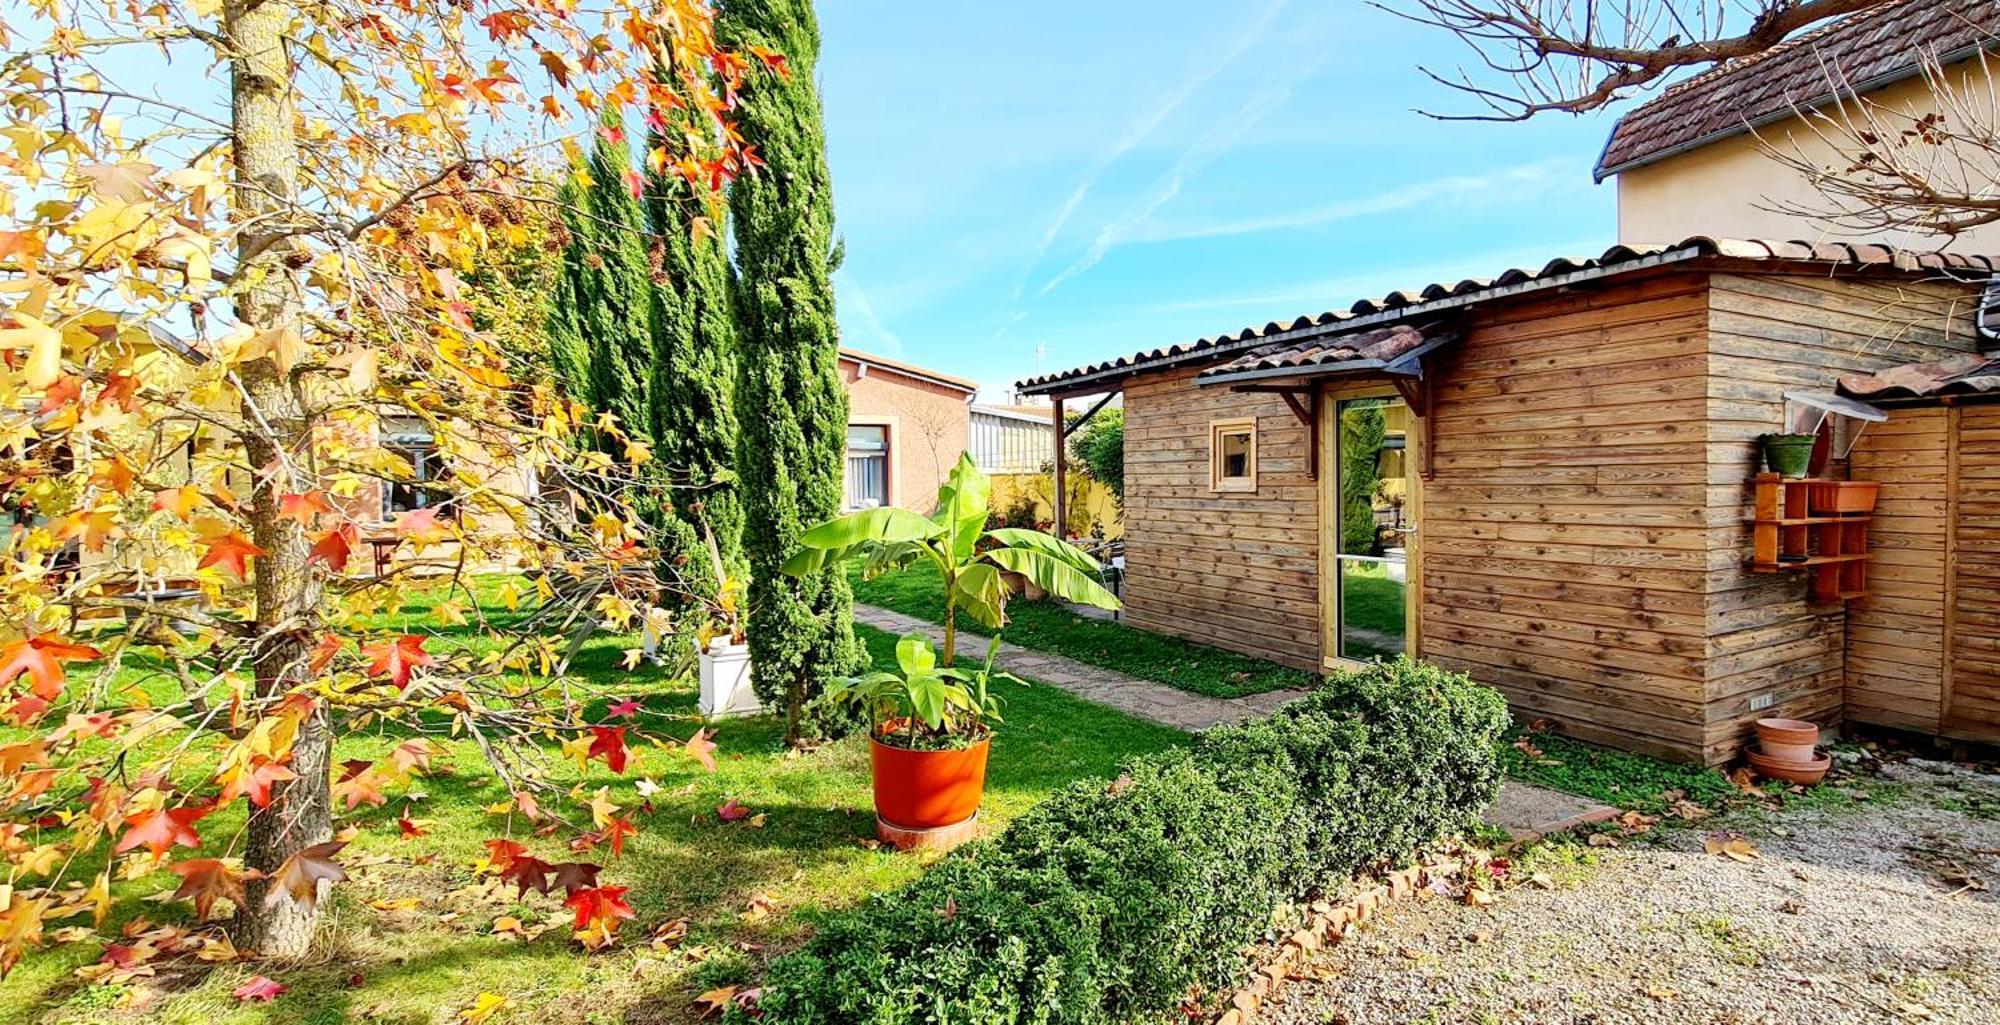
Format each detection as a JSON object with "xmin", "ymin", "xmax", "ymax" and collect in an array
[
  {"xmin": 1808, "ymin": 481, "xmax": 1880, "ymax": 515},
  {"xmin": 1754, "ymin": 717, "xmax": 1820, "ymax": 762},
  {"xmin": 869, "ymin": 733, "xmax": 990, "ymax": 831},
  {"xmin": 1747, "ymin": 749, "xmax": 1831, "ymax": 786}
]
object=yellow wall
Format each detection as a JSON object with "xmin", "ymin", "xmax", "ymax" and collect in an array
[
  {"xmin": 1616, "ymin": 61, "xmax": 2000, "ymax": 251},
  {"xmin": 989, "ymin": 472, "xmax": 1123, "ymax": 541}
]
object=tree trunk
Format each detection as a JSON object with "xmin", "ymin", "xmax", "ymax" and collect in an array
[{"xmin": 224, "ymin": 0, "xmax": 330, "ymax": 957}]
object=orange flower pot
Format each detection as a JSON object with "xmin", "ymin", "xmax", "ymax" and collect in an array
[
  {"xmin": 1807, "ymin": 481, "xmax": 1879, "ymax": 515},
  {"xmin": 869, "ymin": 733, "xmax": 990, "ymax": 831}
]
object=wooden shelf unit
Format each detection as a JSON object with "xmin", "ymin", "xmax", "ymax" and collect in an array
[{"xmin": 1749, "ymin": 473, "xmax": 1872, "ymax": 602}]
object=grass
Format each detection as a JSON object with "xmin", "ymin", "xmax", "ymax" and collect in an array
[
  {"xmin": 2, "ymin": 587, "xmax": 1185, "ymax": 1025},
  {"xmin": 846, "ymin": 561, "xmax": 1320, "ymax": 698},
  {"xmin": 1500, "ymin": 727, "xmax": 1740, "ymax": 815}
]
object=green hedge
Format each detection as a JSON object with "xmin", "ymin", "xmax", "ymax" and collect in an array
[{"xmin": 748, "ymin": 658, "xmax": 1508, "ymax": 1025}]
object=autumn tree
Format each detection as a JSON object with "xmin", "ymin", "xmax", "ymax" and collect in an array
[
  {"xmin": 1397, "ymin": 0, "xmax": 2000, "ymax": 237},
  {"xmin": 645, "ymin": 99, "xmax": 744, "ymax": 604},
  {"xmin": 0, "ymin": 0, "xmax": 758, "ymax": 970},
  {"xmin": 720, "ymin": 0, "xmax": 864, "ymax": 742}
]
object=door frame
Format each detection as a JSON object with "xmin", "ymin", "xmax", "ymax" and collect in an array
[{"xmin": 1317, "ymin": 381, "xmax": 1424, "ymax": 671}]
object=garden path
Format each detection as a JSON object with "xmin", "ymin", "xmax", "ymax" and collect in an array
[{"xmin": 852, "ymin": 602, "xmax": 1617, "ymax": 838}]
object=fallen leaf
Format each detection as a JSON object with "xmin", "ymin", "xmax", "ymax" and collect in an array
[
  {"xmin": 233, "ymin": 976, "xmax": 286, "ymax": 1002},
  {"xmin": 460, "ymin": 992, "xmax": 516, "ymax": 1024}
]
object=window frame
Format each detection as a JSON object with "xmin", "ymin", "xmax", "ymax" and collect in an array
[
  {"xmin": 1208, "ymin": 417, "xmax": 1258, "ymax": 493},
  {"xmin": 843, "ymin": 421, "xmax": 892, "ymax": 511}
]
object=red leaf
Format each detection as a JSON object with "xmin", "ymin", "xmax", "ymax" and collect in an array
[
  {"xmin": 605, "ymin": 698, "xmax": 641, "ymax": 719},
  {"xmin": 233, "ymin": 976, "xmax": 287, "ymax": 1002},
  {"xmin": 396, "ymin": 814, "xmax": 427, "ymax": 839},
  {"xmin": 499, "ymin": 854, "xmax": 556, "ymax": 897},
  {"xmin": 0, "ymin": 635, "xmax": 101, "ymax": 701},
  {"xmin": 715, "ymin": 798, "xmax": 750, "ymax": 822},
  {"xmin": 361, "ymin": 635, "xmax": 432, "ymax": 689},
  {"xmin": 587, "ymin": 726, "xmax": 628, "ymax": 774},
  {"xmin": 563, "ymin": 885, "xmax": 634, "ymax": 932},
  {"xmin": 548, "ymin": 861, "xmax": 601, "ymax": 894},
  {"xmin": 233, "ymin": 757, "xmax": 298, "ymax": 809},
  {"xmin": 115, "ymin": 804, "xmax": 208, "ymax": 857},
  {"xmin": 307, "ymin": 524, "xmax": 358, "ymax": 572}
]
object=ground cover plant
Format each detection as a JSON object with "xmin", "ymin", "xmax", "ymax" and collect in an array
[
  {"xmin": 748, "ymin": 658, "xmax": 1509, "ymax": 1025},
  {"xmin": 0, "ymin": 585, "xmax": 1183, "ymax": 1025},
  {"xmin": 847, "ymin": 561, "xmax": 1318, "ymax": 698}
]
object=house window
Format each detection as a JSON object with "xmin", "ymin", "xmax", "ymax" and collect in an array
[
  {"xmin": 845, "ymin": 424, "xmax": 889, "ymax": 509},
  {"xmin": 383, "ymin": 431, "xmax": 453, "ymax": 518},
  {"xmin": 1209, "ymin": 418, "xmax": 1257, "ymax": 492}
]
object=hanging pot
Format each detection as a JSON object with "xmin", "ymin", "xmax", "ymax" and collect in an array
[{"xmin": 1760, "ymin": 434, "xmax": 1817, "ymax": 478}]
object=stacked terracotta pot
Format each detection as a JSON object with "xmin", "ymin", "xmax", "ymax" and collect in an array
[{"xmin": 1747, "ymin": 718, "xmax": 1830, "ymax": 785}]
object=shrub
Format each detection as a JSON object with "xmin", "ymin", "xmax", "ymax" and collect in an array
[{"xmin": 749, "ymin": 658, "xmax": 1508, "ymax": 1025}]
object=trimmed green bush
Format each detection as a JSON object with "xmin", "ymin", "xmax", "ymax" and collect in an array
[{"xmin": 749, "ymin": 658, "xmax": 1508, "ymax": 1025}]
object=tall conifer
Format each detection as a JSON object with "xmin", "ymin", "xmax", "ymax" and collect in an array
[{"xmin": 719, "ymin": 0, "xmax": 861, "ymax": 741}]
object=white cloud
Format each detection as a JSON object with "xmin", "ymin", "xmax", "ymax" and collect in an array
[
  {"xmin": 1008, "ymin": 0, "xmax": 1293, "ymax": 300},
  {"xmin": 1123, "ymin": 157, "xmax": 1582, "ymax": 243}
]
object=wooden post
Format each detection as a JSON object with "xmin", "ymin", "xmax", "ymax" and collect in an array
[{"xmin": 1051, "ymin": 396, "xmax": 1067, "ymax": 538}]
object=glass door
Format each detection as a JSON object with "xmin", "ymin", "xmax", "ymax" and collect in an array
[{"xmin": 1332, "ymin": 396, "xmax": 1412, "ymax": 662}]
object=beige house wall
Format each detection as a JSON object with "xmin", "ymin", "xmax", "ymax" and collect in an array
[
  {"xmin": 838, "ymin": 354, "xmax": 974, "ymax": 511},
  {"xmin": 1616, "ymin": 62, "xmax": 2000, "ymax": 251}
]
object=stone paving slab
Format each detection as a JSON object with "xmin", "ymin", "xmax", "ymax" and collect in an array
[{"xmin": 853, "ymin": 603, "xmax": 1617, "ymax": 840}]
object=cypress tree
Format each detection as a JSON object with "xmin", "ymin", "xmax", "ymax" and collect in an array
[
  {"xmin": 553, "ymin": 122, "xmax": 657, "ymax": 449},
  {"xmin": 645, "ymin": 107, "xmax": 744, "ymax": 596},
  {"xmin": 719, "ymin": 0, "xmax": 862, "ymax": 742}
]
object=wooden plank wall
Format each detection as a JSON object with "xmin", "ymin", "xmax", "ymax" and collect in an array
[
  {"xmin": 1417, "ymin": 272, "xmax": 1717, "ymax": 762},
  {"xmin": 1119, "ymin": 367, "xmax": 1321, "ymax": 671},
  {"xmin": 1845, "ymin": 407, "xmax": 1948, "ymax": 734},
  {"xmin": 1704, "ymin": 274, "xmax": 1978, "ymax": 761},
  {"xmin": 1947, "ymin": 405, "xmax": 2000, "ymax": 741}
]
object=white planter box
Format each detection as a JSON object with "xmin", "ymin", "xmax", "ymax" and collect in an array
[{"xmin": 698, "ymin": 640, "xmax": 761, "ymax": 719}]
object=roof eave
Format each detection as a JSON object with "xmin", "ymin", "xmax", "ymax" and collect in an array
[
  {"xmin": 1597, "ymin": 39, "xmax": 1997, "ymax": 180},
  {"xmin": 1018, "ymin": 245, "xmax": 1709, "ymax": 396}
]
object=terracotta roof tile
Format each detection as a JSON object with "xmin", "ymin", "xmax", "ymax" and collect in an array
[
  {"xmin": 1596, "ymin": 0, "xmax": 2000, "ymax": 178},
  {"xmin": 1015, "ymin": 236, "xmax": 2000, "ymax": 395},
  {"xmin": 1839, "ymin": 352, "xmax": 2000, "ymax": 400},
  {"xmin": 1195, "ymin": 324, "xmax": 1433, "ymax": 382}
]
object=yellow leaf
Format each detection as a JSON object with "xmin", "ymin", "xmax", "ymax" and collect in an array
[
  {"xmin": 460, "ymin": 992, "xmax": 515, "ymax": 1024},
  {"xmin": 0, "ymin": 312, "xmax": 63, "ymax": 388}
]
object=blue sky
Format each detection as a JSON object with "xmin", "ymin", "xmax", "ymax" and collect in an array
[{"xmin": 817, "ymin": 0, "xmax": 1626, "ymax": 399}]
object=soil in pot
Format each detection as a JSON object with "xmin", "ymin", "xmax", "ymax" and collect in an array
[{"xmin": 870, "ymin": 728, "xmax": 990, "ymax": 831}]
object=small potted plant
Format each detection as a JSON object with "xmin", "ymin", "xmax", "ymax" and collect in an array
[{"xmin": 784, "ymin": 454, "xmax": 1119, "ymax": 846}]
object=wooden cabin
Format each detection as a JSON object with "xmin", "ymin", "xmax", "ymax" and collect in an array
[{"xmin": 1018, "ymin": 238, "xmax": 2000, "ymax": 764}]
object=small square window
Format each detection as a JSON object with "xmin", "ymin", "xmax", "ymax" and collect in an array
[{"xmin": 1210, "ymin": 418, "xmax": 1257, "ymax": 493}]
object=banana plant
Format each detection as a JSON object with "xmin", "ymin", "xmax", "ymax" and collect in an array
[
  {"xmin": 782, "ymin": 452, "xmax": 1119, "ymax": 668},
  {"xmin": 823, "ymin": 632, "xmax": 1018, "ymax": 745}
]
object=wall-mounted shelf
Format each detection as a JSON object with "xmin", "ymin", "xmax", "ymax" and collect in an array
[{"xmin": 1749, "ymin": 474, "xmax": 1875, "ymax": 602}]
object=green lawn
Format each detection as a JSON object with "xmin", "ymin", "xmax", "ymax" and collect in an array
[
  {"xmin": 3, "ymin": 590, "xmax": 1184, "ymax": 1025},
  {"xmin": 847, "ymin": 562, "xmax": 1319, "ymax": 698}
]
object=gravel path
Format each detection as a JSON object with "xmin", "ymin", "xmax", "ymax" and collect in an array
[{"xmin": 1264, "ymin": 761, "xmax": 2000, "ymax": 1025}]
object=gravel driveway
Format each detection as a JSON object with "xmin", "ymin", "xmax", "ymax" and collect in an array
[{"xmin": 1263, "ymin": 760, "xmax": 2000, "ymax": 1025}]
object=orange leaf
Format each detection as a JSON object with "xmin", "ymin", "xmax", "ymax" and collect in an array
[
  {"xmin": 361, "ymin": 635, "xmax": 432, "ymax": 689},
  {"xmin": 197, "ymin": 531, "xmax": 266, "ymax": 581},
  {"xmin": 232, "ymin": 975, "xmax": 286, "ymax": 1002},
  {"xmin": 115, "ymin": 804, "xmax": 208, "ymax": 857},
  {"xmin": 168, "ymin": 858, "xmax": 243, "ymax": 920},
  {"xmin": 278, "ymin": 490, "xmax": 335, "ymax": 524},
  {"xmin": 150, "ymin": 486, "xmax": 202, "ymax": 520},
  {"xmin": 684, "ymin": 728, "xmax": 717, "ymax": 773},
  {"xmin": 0, "ymin": 635, "xmax": 103, "ymax": 701},
  {"xmin": 264, "ymin": 840, "xmax": 347, "ymax": 912}
]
